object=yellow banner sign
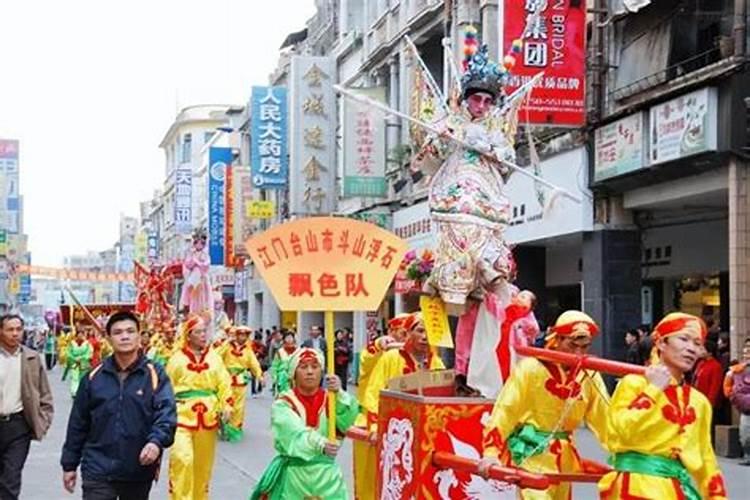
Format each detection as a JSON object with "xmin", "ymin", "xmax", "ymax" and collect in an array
[
  {"xmin": 246, "ymin": 217, "xmax": 408, "ymax": 311},
  {"xmin": 17, "ymin": 264, "xmax": 134, "ymax": 283},
  {"xmin": 419, "ymin": 295, "xmax": 454, "ymax": 348},
  {"xmin": 246, "ymin": 200, "xmax": 276, "ymax": 219}
]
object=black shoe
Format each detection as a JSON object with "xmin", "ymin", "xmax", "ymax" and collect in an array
[{"xmin": 455, "ymin": 374, "xmax": 482, "ymax": 397}]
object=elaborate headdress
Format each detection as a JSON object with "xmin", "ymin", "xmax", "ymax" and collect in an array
[
  {"xmin": 652, "ymin": 313, "xmax": 707, "ymax": 344},
  {"xmin": 387, "ymin": 313, "xmax": 412, "ymax": 333},
  {"xmin": 545, "ymin": 310, "xmax": 599, "ymax": 347},
  {"xmin": 460, "ymin": 26, "xmax": 521, "ymax": 102},
  {"xmin": 287, "ymin": 347, "xmax": 324, "ymax": 385},
  {"xmin": 401, "ymin": 311, "xmax": 423, "ymax": 332},
  {"xmin": 192, "ymin": 227, "xmax": 208, "ymax": 243}
]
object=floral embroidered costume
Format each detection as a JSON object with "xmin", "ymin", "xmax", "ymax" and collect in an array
[
  {"xmin": 482, "ymin": 310, "xmax": 609, "ymax": 500},
  {"xmin": 599, "ymin": 313, "xmax": 727, "ymax": 500},
  {"xmin": 166, "ymin": 315, "xmax": 233, "ymax": 500},
  {"xmin": 219, "ymin": 327, "xmax": 263, "ymax": 442},
  {"xmin": 250, "ymin": 348, "xmax": 360, "ymax": 500},
  {"xmin": 179, "ymin": 228, "xmax": 213, "ymax": 316}
]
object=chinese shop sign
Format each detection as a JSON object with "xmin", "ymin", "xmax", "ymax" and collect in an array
[
  {"xmin": 245, "ymin": 217, "xmax": 408, "ymax": 311},
  {"xmin": 246, "ymin": 200, "xmax": 276, "ymax": 219},
  {"xmin": 343, "ymin": 87, "xmax": 387, "ymax": 198},
  {"xmin": 501, "ymin": 0, "xmax": 587, "ymax": 126},
  {"xmin": 251, "ymin": 86, "xmax": 288, "ymax": 189}
]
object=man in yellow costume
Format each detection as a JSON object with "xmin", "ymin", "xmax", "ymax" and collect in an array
[
  {"xmin": 166, "ymin": 314, "xmax": 232, "ymax": 500},
  {"xmin": 362, "ymin": 312, "xmax": 445, "ymax": 437},
  {"xmin": 478, "ymin": 310, "xmax": 609, "ymax": 500},
  {"xmin": 148, "ymin": 321, "xmax": 179, "ymax": 367},
  {"xmin": 219, "ymin": 325, "xmax": 263, "ymax": 442},
  {"xmin": 598, "ymin": 312, "xmax": 727, "ymax": 500},
  {"xmin": 353, "ymin": 314, "xmax": 409, "ymax": 500}
]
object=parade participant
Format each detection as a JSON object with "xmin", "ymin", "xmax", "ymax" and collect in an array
[
  {"xmin": 599, "ymin": 312, "xmax": 727, "ymax": 499},
  {"xmin": 61, "ymin": 311, "xmax": 176, "ymax": 500},
  {"xmin": 250, "ymin": 348, "xmax": 359, "ymax": 500},
  {"xmin": 57, "ymin": 326, "xmax": 72, "ymax": 379},
  {"xmin": 140, "ymin": 330, "xmax": 152, "ymax": 356},
  {"xmin": 413, "ymin": 28, "xmax": 516, "ymax": 316},
  {"xmin": 66, "ymin": 327, "xmax": 93, "ymax": 398},
  {"xmin": 148, "ymin": 323, "xmax": 179, "ymax": 367},
  {"xmin": 353, "ymin": 313, "xmax": 409, "ymax": 500},
  {"xmin": 220, "ymin": 326, "xmax": 263, "ymax": 442},
  {"xmin": 724, "ymin": 337, "xmax": 750, "ymax": 465},
  {"xmin": 82, "ymin": 321, "xmax": 103, "ymax": 369},
  {"xmin": 166, "ymin": 314, "xmax": 232, "ymax": 500},
  {"xmin": 362, "ymin": 312, "xmax": 445, "ymax": 434},
  {"xmin": 179, "ymin": 228, "xmax": 212, "ymax": 315},
  {"xmin": 251, "ymin": 332, "xmax": 268, "ymax": 397},
  {"xmin": 478, "ymin": 310, "xmax": 609, "ymax": 500},
  {"xmin": 271, "ymin": 331, "xmax": 297, "ymax": 395}
]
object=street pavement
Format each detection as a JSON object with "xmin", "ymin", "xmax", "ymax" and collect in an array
[{"xmin": 19, "ymin": 365, "xmax": 748, "ymax": 499}]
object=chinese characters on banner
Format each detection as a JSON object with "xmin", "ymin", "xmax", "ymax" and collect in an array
[
  {"xmin": 17, "ymin": 264, "xmax": 134, "ymax": 283},
  {"xmin": 419, "ymin": 295, "xmax": 453, "ymax": 348},
  {"xmin": 225, "ymin": 163, "xmax": 234, "ymax": 266},
  {"xmin": 0, "ymin": 139, "xmax": 20, "ymax": 234},
  {"xmin": 209, "ymin": 147, "xmax": 232, "ymax": 265},
  {"xmin": 501, "ymin": 0, "xmax": 587, "ymax": 126},
  {"xmin": 174, "ymin": 165, "xmax": 192, "ymax": 235},
  {"xmin": 147, "ymin": 232, "xmax": 159, "ymax": 263},
  {"xmin": 251, "ymin": 86, "xmax": 288, "ymax": 189},
  {"xmin": 246, "ymin": 217, "xmax": 408, "ymax": 311},
  {"xmin": 247, "ymin": 200, "xmax": 276, "ymax": 219},
  {"xmin": 289, "ymin": 57, "xmax": 336, "ymax": 215},
  {"xmin": 343, "ymin": 87, "xmax": 387, "ymax": 198},
  {"xmin": 232, "ymin": 166, "xmax": 254, "ymax": 258}
]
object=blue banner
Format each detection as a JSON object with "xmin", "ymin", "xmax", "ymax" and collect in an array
[
  {"xmin": 209, "ymin": 147, "xmax": 232, "ymax": 265},
  {"xmin": 251, "ymin": 86, "xmax": 288, "ymax": 189}
]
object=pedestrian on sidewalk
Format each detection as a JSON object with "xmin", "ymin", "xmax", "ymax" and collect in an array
[
  {"xmin": 61, "ymin": 310, "xmax": 177, "ymax": 500},
  {"xmin": 333, "ymin": 329, "xmax": 351, "ymax": 391},
  {"xmin": 724, "ymin": 337, "xmax": 750, "ymax": 466},
  {"xmin": 0, "ymin": 313, "xmax": 54, "ymax": 500}
]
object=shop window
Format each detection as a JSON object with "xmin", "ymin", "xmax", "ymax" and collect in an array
[
  {"xmin": 665, "ymin": 245, "xmax": 672, "ymax": 258},
  {"xmin": 644, "ymin": 248, "xmax": 652, "ymax": 262},
  {"xmin": 655, "ymin": 247, "xmax": 662, "ymax": 260}
]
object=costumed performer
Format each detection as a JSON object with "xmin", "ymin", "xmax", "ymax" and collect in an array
[
  {"xmin": 271, "ymin": 331, "xmax": 297, "ymax": 396},
  {"xmin": 179, "ymin": 228, "xmax": 212, "ymax": 316},
  {"xmin": 479, "ymin": 310, "xmax": 609, "ymax": 500},
  {"xmin": 219, "ymin": 325, "xmax": 263, "ymax": 442},
  {"xmin": 353, "ymin": 314, "xmax": 409, "ymax": 500},
  {"xmin": 250, "ymin": 347, "xmax": 359, "ymax": 500},
  {"xmin": 148, "ymin": 321, "xmax": 179, "ymax": 367},
  {"xmin": 66, "ymin": 327, "xmax": 93, "ymax": 398},
  {"xmin": 598, "ymin": 313, "xmax": 727, "ymax": 499},
  {"xmin": 362, "ymin": 312, "xmax": 445, "ymax": 437},
  {"xmin": 58, "ymin": 326, "xmax": 72, "ymax": 379},
  {"xmin": 166, "ymin": 314, "xmax": 233, "ymax": 500}
]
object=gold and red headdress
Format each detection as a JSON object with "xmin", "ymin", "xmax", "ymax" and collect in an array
[
  {"xmin": 545, "ymin": 310, "xmax": 599, "ymax": 347},
  {"xmin": 288, "ymin": 347, "xmax": 324, "ymax": 384},
  {"xmin": 652, "ymin": 312, "xmax": 707, "ymax": 344}
]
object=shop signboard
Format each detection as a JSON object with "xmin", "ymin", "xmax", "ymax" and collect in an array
[{"xmin": 594, "ymin": 112, "xmax": 645, "ymax": 181}]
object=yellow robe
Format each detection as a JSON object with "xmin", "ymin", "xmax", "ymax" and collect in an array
[
  {"xmin": 354, "ymin": 347, "xmax": 445, "ymax": 499},
  {"xmin": 220, "ymin": 340, "xmax": 263, "ymax": 441},
  {"xmin": 598, "ymin": 374, "xmax": 728, "ymax": 500},
  {"xmin": 148, "ymin": 339, "xmax": 179, "ymax": 366},
  {"xmin": 166, "ymin": 347, "xmax": 232, "ymax": 500},
  {"xmin": 57, "ymin": 331, "xmax": 72, "ymax": 366},
  {"xmin": 353, "ymin": 341, "xmax": 386, "ymax": 500},
  {"xmin": 482, "ymin": 357, "xmax": 609, "ymax": 500}
]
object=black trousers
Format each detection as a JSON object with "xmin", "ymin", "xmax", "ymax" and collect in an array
[
  {"xmin": 82, "ymin": 479, "xmax": 152, "ymax": 500},
  {"xmin": 45, "ymin": 352, "xmax": 56, "ymax": 370},
  {"xmin": 250, "ymin": 376, "xmax": 263, "ymax": 395},
  {"xmin": 0, "ymin": 414, "xmax": 31, "ymax": 500},
  {"xmin": 335, "ymin": 364, "xmax": 349, "ymax": 391}
]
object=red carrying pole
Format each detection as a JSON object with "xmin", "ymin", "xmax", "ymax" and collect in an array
[
  {"xmin": 515, "ymin": 345, "xmax": 646, "ymax": 377},
  {"xmin": 432, "ymin": 451, "xmax": 550, "ymax": 489}
]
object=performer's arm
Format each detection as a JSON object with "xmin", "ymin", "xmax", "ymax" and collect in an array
[
  {"xmin": 246, "ymin": 349, "xmax": 263, "ymax": 380},
  {"xmin": 334, "ymin": 390, "xmax": 360, "ymax": 433},
  {"xmin": 694, "ymin": 399, "xmax": 728, "ymax": 499},
  {"xmin": 362, "ymin": 354, "xmax": 392, "ymax": 433},
  {"xmin": 607, "ymin": 375, "xmax": 667, "ymax": 439},
  {"xmin": 272, "ymin": 399, "xmax": 327, "ymax": 461},
  {"xmin": 583, "ymin": 372, "xmax": 610, "ymax": 449},
  {"xmin": 482, "ymin": 360, "xmax": 528, "ymax": 459},
  {"xmin": 215, "ymin": 359, "xmax": 234, "ymax": 413}
]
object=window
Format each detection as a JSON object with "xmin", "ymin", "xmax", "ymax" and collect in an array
[{"xmin": 181, "ymin": 133, "xmax": 192, "ymax": 163}]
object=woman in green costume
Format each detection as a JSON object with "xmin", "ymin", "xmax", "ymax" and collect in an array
[
  {"xmin": 270, "ymin": 331, "xmax": 297, "ymax": 396},
  {"xmin": 65, "ymin": 328, "xmax": 93, "ymax": 398},
  {"xmin": 251, "ymin": 347, "xmax": 359, "ymax": 500}
]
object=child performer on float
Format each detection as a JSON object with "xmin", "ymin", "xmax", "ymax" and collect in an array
[
  {"xmin": 598, "ymin": 313, "xmax": 727, "ymax": 500},
  {"xmin": 478, "ymin": 310, "xmax": 610, "ymax": 500},
  {"xmin": 353, "ymin": 314, "xmax": 409, "ymax": 500},
  {"xmin": 271, "ymin": 331, "xmax": 297, "ymax": 396},
  {"xmin": 219, "ymin": 325, "xmax": 263, "ymax": 442},
  {"xmin": 66, "ymin": 326, "xmax": 93, "ymax": 398},
  {"xmin": 250, "ymin": 347, "xmax": 359, "ymax": 500},
  {"xmin": 166, "ymin": 314, "xmax": 232, "ymax": 500}
]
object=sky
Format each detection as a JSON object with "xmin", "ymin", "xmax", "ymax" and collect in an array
[{"xmin": 0, "ymin": 0, "xmax": 316, "ymax": 266}]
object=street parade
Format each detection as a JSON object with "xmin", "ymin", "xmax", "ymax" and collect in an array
[{"xmin": 1, "ymin": 1, "xmax": 749, "ymax": 499}]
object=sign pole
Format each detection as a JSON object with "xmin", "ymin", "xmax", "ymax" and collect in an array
[{"xmin": 325, "ymin": 310, "xmax": 337, "ymax": 442}]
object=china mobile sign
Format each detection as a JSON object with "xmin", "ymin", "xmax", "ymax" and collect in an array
[{"xmin": 501, "ymin": 0, "xmax": 587, "ymax": 126}]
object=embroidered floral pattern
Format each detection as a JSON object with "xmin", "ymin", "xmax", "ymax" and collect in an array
[
  {"xmin": 627, "ymin": 393, "xmax": 655, "ymax": 410},
  {"xmin": 661, "ymin": 385, "xmax": 696, "ymax": 432}
]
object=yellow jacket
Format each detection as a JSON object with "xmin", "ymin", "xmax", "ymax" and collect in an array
[
  {"xmin": 362, "ymin": 348, "xmax": 445, "ymax": 430},
  {"xmin": 166, "ymin": 347, "xmax": 232, "ymax": 431},
  {"xmin": 599, "ymin": 374, "xmax": 727, "ymax": 499},
  {"xmin": 482, "ymin": 357, "xmax": 609, "ymax": 463},
  {"xmin": 221, "ymin": 340, "xmax": 263, "ymax": 386}
]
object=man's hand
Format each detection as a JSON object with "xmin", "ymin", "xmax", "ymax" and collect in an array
[
  {"xmin": 645, "ymin": 364, "xmax": 672, "ymax": 390},
  {"xmin": 323, "ymin": 441, "xmax": 340, "ymax": 458},
  {"xmin": 325, "ymin": 374, "xmax": 341, "ymax": 393},
  {"xmin": 62, "ymin": 470, "xmax": 77, "ymax": 493},
  {"xmin": 368, "ymin": 431, "xmax": 378, "ymax": 445},
  {"xmin": 139, "ymin": 442, "xmax": 161, "ymax": 466},
  {"xmin": 476, "ymin": 457, "xmax": 500, "ymax": 479}
]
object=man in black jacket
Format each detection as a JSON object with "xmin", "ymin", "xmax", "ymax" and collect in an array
[{"xmin": 61, "ymin": 311, "xmax": 176, "ymax": 500}]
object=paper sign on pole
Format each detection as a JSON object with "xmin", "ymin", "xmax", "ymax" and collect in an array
[
  {"xmin": 245, "ymin": 217, "xmax": 407, "ymax": 311},
  {"xmin": 419, "ymin": 295, "xmax": 454, "ymax": 348},
  {"xmin": 246, "ymin": 201, "xmax": 276, "ymax": 219}
]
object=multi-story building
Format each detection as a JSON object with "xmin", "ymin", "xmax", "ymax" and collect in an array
[
  {"xmin": 158, "ymin": 105, "xmax": 234, "ymax": 263},
  {"xmin": 63, "ymin": 248, "xmax": 119, "ymax": 303}
]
